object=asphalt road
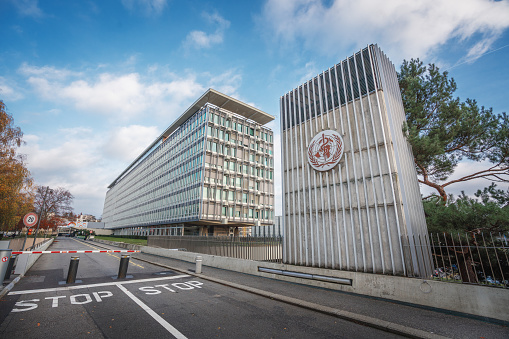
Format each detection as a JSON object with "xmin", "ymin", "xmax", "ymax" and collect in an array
[{"xmin": 0, "ymin": 237, "xmax": 402, "ymax": 338}]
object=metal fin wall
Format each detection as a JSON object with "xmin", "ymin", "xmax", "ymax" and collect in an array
[{"xmin": 280, "ymin": 45, "xmax": 433, "ymax": 277}]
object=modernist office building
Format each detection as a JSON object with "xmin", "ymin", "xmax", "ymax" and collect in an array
[
  {"xmin": 103, "ymin": 89, "xmax": 275, "ymax": 236},
  {"xmin": 281, "ymin": 45, "xmax": 433, "ymax": 277}
]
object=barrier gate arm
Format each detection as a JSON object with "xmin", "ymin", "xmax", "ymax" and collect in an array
[{"xmin": 12, "ymin": 250, "xmax": 141, "ymax": 255}]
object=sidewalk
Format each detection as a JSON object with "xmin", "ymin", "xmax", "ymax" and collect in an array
[{"xmin": 129, "ymin": 251, "xmax": 509, "ymax": 339}]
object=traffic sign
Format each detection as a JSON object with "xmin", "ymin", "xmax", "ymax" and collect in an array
[
  {"xmin": 1, "ymin": 256, "xmax": 8, "ymax": 262},
  {"xmin": 23, "ymin": 213, "xmax": 38, "ymax": 227}
]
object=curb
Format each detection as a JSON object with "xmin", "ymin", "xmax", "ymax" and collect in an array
[
  {"xmin": 0, "ymin": 274, "xmax": 24, "ymax": 299},
  {"xmin": 133, "ymin": 256, "xmax": 450, "ymax": 339}
]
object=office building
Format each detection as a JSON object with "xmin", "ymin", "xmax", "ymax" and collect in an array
[{"xmin": 103, "ymin": 89, "xmax": 275, "ymax": 236}]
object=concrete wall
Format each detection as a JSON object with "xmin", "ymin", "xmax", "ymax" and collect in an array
[
  {"xmin": 8, "ymin": 237, "xmax": 50, "ymax": 251},
  {"xmin": 280, "ymin": 45, "xmax": 432, "ymax": 277},
  {"xmin": 14, "ymin": 238, "xmax": 54, "ymax": 275},
  {"xmin": 139, "ymin": 245, "xmax": 507, "ymax": 323}
]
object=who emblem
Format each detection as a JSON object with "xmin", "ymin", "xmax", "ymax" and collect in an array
[{"xmin": 307, "ymin": 130, "xmax": 344, "ymax": 171}]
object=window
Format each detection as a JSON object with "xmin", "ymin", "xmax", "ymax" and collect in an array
[
  {"xmin": 237, "ymin": 123, "xmax": 243, "ymax": 132},
  {"xmin": 242, "ymin": 193, "xmax": 248, "ymax": 203},
  {"xmin": 249, "ymin": 128, "xmax": 254, "ymax": 136}
]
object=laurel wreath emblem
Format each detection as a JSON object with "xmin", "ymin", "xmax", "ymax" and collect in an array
[{"xmin": 308, "ymin": 133, "xmax": 343, "ymax": 170}]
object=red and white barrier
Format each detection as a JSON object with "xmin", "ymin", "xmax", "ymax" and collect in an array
[{"xmin": 12, "ymin": 250, "xmax": 140, "ymax": 255}]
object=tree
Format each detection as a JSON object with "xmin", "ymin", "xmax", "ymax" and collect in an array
[
  {"xmin": 0, "ymin": 100, "xmax": 33, "ymax": 230},
  {"xmin": 423, "ymin": 185, "xmax": 509, "ymax": 234},
  {"xmin": 34, "ymin": 185, "xmax": 74, "ymax": 229},
  {"xmin": 398, "ymin": 59, "xmax": 509, "ymax": 201},
  {"xmin": 423, "ymin": 184, "xmax": 509, "ymax": 282}
]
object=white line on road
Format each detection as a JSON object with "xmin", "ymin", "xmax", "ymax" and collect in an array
[
  {"xmin": 116, "ymin": 283, "xmax": 188, "ymax": 339},
  {"xmin": 8, "ymin": 275, "xmax": 191, "ymax": 295}
]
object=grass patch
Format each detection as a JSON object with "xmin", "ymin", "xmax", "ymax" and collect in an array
[{"xmin": 94, "ymin": 235, "xmax": 147, "ymax": 246}]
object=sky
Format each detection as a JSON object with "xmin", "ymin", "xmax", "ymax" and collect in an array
[{"xmin": 1, "ymin": 0, "xmax": 509, "ymax": 218}]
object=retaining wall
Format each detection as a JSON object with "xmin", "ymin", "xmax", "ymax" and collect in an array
[
  {"xmin": 91, "ymin": 239, "xmax": 508, "ymax": 322},
  {"xmin": 14, "ymin": 238, "xmax": 54, "ymax": 275}
]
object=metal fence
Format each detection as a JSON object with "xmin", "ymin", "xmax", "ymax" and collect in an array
[
  {"xmin": 425, "ymin": 232, "xmax": 508, "ymax": 288},
  {"xmin": 148, "ymin": 235, "xmax": 283, "ymax": 262},
  {"xmin": 149, "ymin": 232, "xmax": 508, "ymax": 289}
]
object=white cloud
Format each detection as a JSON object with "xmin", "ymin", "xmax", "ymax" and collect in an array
[
  {"xmin": 103, "ymin": 125, "xmax": 160, "ymax": 162},
  {"xmin": 208, "ymin": 69, "xmax": 242, "ymax": 98},
  {"xmin": 20, "ymin": 64, "xmax": 206, "ymax": 121},
  {"xmin": 19, "ymin": 125, "xmax": 165, "ymax": 218},
  {"xmin": 9, "ymin": 0, "xmax": 43, "ymax": 18},
  {"xmin": 261, "ymin": 0, "xmax": 509, "ymax": 62},
  {"xmin": 0, "ymin": 77, "xmax": 23, "ymax": 101},
  {"xmin": 20, "ymin": 129, "xmax": 113, "ymax": 217},
  {"xmin": 184, "ymin": 12, "xmax": 231, "ymax": 49},
  {"xmin": 121, "ymin": 0, "xmax": 168, "ymax": 16}
]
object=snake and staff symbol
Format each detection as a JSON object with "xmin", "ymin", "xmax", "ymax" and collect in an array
[{"xmin": 307, "ymin": 130, "xmax": 344, "ymax": 171}]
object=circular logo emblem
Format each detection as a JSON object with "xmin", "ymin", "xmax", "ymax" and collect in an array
[{"xmin": 308, "ymin": 130, "xmax": 344, "ymax": 171}]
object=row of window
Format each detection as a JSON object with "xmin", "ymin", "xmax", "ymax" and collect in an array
[
  {"xmin": 219, "ymin": 206, "xmax": 273, "ymax": 220},
  {"xmin": 208, "ymin": 110, "xmax": 273, "ymax": 143},
  {"xmin": 203, "ymin": 187, "xmax": 273, "ymax": 205}
]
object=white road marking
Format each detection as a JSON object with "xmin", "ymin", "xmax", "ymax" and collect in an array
[
  {"xmin": 8, "ymin": 275, "xmax": 191, "ymax": 295},
  {"xmin": 116, "ymin": 283, "xmax": 188, "ymax": 339}
]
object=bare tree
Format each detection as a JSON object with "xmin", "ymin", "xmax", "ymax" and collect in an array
[{"xmin": 34, "ymin": 186, "xmax": 74, "ymax": 227}]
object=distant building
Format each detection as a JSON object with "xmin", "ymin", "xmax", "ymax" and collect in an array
[{"xmin": 102, "ymin": 89, "xmax": 275, "ymax": 236}]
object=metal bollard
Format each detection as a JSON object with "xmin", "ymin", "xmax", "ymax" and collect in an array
[
  {"xmin": 195, "ymin": 256, "xmax": 203, "ymax": 274},
  {"xmin": 5, "ymin": 254, "xmax": 17, "ymax": 280},
  {"xmin": 66, "ymin": 256, "xmax": 80, "ymax": 284},
  {"xmin": 117, "ymin": 255, "xmax": 130, "ymax": 279}
]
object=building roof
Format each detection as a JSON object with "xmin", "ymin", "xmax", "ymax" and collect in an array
[
  {"xmin": 108, "ymin": 88, "xmax": 274, "ymax": 189},
  {"xmin": 161, "ymin": 89, "xmax": 274, "ymax": 139}
]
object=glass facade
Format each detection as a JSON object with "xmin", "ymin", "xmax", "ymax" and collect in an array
[
  {"xmin": 202, "ymin": 105, "xmax": 275, "ymax": 227},
  {"xmin": 103, "ymin": 93, "xmax": 275, "ymax": 234},
  {"xmin": 103, "ymin": 107, "xmax": 207, "ymax": 228}
]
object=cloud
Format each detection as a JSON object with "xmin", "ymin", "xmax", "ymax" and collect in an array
[
  {"xmin": 0, "ymin": 77, "xmax": 24, "ymax": 101},
  {"xmin": 261, "ymin": 0, "xmax": 509, "ymax": 62},
  {"xmin": 184, "ymin": 12, "xmax": 231, "ymax": 49},
  {"xmin": 18, "ymin": 62, "xmax": 249, "ymax": 123},
  {"xmin": 19, "ymin": 125, "xmax": 164, "ymax": 217},
  {"xmin": 121, "ymin": 0, "xmax": 168, "ymax": 16},
  {"xmin": 9, "ymin": 0, "xmax": 44, "ymax": 18},
  {"xmin": 103, "ymin": 125, "xmax": 160, "ymax": 162},
  {"xmin": 19, "ymin": 64, "xmax": 206, "ymax": 121},
  {"xmin": 20, "ymin": 130, "xmax": 113, "ymax": 217},
  {"xmin": 208, "ymin": 69, "xmax": 242, "ymax": 98}
]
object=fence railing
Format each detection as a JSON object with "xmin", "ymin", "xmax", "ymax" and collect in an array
[
  {"xmin": 148, "ymin": 235, "xmax": 283, "ymax": 262},
  {"xmin": 426, "ymin": 232, "xmax": 508, "ymax": 288},
  {"xmin": 149, "ymin": 232, "xmax": 508, "ymax": 289}
]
